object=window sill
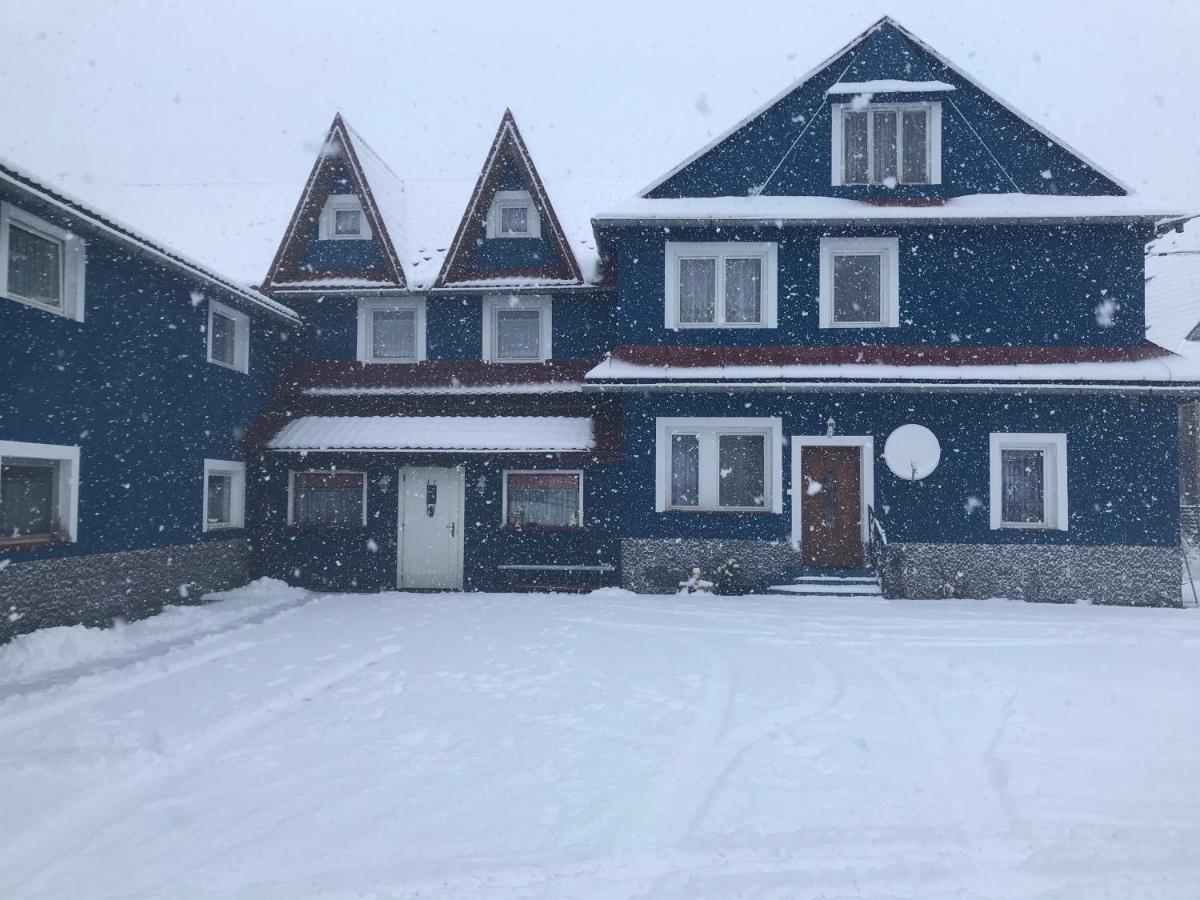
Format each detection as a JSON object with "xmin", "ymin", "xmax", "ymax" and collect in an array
[
  {"xmin": 662, "ymin": 507, "xmax": 776, "ymax": 515},
  {"xmin": 0, "ymin": 534, "xmax": 68, "ymax": 550},
  {"xmin": 994, "ymin": 522, "xmax": 1061, "ymax": 531},
  {"xmin": 206, "ymin": 357, "xmax": 248, "ymax": 375},
  {"xmin": 203, "ymin": 524, "xmax": 244, "ymax": 533},
  {"xmin": 360, "ymin": 358, "xmax": 423, "ymax": 365},
  {"xmin": 669, "ymin": 322, "xmax": 774, "ymax": 330},
  {"xmin": 503, "ymin": 525, "xmax": 586, "ymax": 534},
  {"xmin": 2, "ymin": 291, "xmax": 77, "ymax": 320},
  {"xmin": 286, "ymin": 525, "xmax": 367, "ymax": 533}
]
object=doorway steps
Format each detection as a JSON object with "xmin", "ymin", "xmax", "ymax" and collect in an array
[{"xmin": 766, "ymin": 574, "xmax": 881, "ymax": 597}]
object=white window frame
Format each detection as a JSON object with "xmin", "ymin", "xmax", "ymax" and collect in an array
[
  {"xmin": 207, "ymin": 299, "xmax": 250, "ymax": 373},
  {"xmin": 819, "ymin": 237, "xmax": 900, "ymax": 329},
  {"xmin": 482, "ymin": 294, "xmax": 552, "ymax": 362},
  {"xmin": 830, "ymin": 101, "xmax": 942, "ymax": 186},
  {"xmin": 501, "ymin": 469, "xmax": 584, "ymax": 529},
  {"xmin": 988, "ymin": 433, "xmax": 1069, "ymax": 531},
  {"xmin": 664, "ymin": 241, "xmax": 778, "ymax": 329},
  {"xmin": 318, "ymin": 194, "xmax": 372, "ymax": 241},
  {"xmin": 0, "ymin": 201, "xmax": 87, "ymax": 321},
  {"xmin": 286, "ymin": 470, "xmax": 368, "ymax": 527},
  {"xmin": 202, "ymin": 459, "xmax": 245, "ymax": 531},
  {"xmin": 486, "ymin": 190, "xmax": 541, "ymax": 239},
  {"xmin": 654, "ymin": 417, "xmax": 783, "ymax": 513},
  {"xmin": 356, "ymin": 297, "xmax": 427, "ymax": 363},
  {"xmin": 0, "ymin": 439, "xmax": 80, "ymax": 543}
]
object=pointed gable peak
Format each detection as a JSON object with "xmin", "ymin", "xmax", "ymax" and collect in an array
[
  {"xmin": 435, "ymin": 109, "xmax": 584, "ymax": 288},
  {"xmin": 262, "ymin": 113, "xmax": 408, "ymax": 292}
]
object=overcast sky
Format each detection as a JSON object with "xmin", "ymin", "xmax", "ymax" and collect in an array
[{"xmin": 2, "ymin": 0, "xmax": 1198, "ymax": 279}]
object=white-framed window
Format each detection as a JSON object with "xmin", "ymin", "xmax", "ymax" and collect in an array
[
  {"xmin": 989, "ymin": 433, "xmax": 1068, "ymax": 531},
  {"xmin": 503, "ymin": 470, "xmax": 583, "ymax": 529},
  {"xmin": 819, "ymin": 237, "xmax": 900, "ymax": 328},
  {"xmin": 356, "ymin": 297, "xmax": 426, "ymax": 363},
  {"xmin": 486, "ymin": 190, "xmax": 540, "ymax": 239},
  {"xmin": 203, "ymin": 459, "xmax": 245, "ymax": 531},
  {"xmin": 318, "ymin": 194, "xmax": 372, "ymax": 241},
  {"xmin": 288, "ymin": 470, "xmax": 367, "ymax": 528},
  {"xmin": 0, "ymin": 201, "xmax": 86, "ymax": 321},
  {"xmin": 831, "ymin": 102, "xmax": 941, "ymax": 186},
  {"xmin": 664, "ymin": 242, "xmax": 778, "ymax": 329},
  {"xmin": 0, "ymin": 440, "xmax": 80, "ymax": 545},
  {"xmin": 655, "ymin": 418, "xmax": 783, "ymax": 513},
  {"xmin": 830, "ymin": 102, "xmax": 940, "ymax": 187},
  {"xmin": 483, "ymin": 294, "xmax": 552, "ymax": 362},
  {"xmin": 207, "ymin": 299, "xmax": 250, "ymax": 373}
]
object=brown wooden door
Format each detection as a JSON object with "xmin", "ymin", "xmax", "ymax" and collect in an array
[{"xmin": 800, "ymin": 445, "xmax": 863, "ymax": 568}]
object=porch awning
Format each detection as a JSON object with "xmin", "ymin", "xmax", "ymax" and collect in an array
[{"xmin": 267, "ymin": 416, "xmax": 595, "ymax": 453}]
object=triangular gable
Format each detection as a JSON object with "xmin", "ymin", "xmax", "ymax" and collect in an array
[
  {"xmin": 641, "ymin": 17, "xmax": 1128, "ymax": 200},
  {"xmin": 263, "ymin": 113, "xmax": 406, "ymax": 291},
  {"xmin": 435, "ymin": 110, "xmax": 583, "ymax": 288}
]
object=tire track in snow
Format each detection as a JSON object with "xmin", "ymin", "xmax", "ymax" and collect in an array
[
  {"xmin": 0, "ymin": 594, "xmax": 321, "ymax": 740},
  {"xmin": 0, "ymin": 640, "xmax": 404, "ymax": 897}
]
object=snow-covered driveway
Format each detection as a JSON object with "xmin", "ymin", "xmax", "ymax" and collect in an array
[{"xmin": 2, "ymin": 581, "xmax": 1199, "ymax": 899}]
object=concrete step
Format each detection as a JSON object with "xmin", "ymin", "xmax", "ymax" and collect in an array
[{"xmin": 767, "ymin": 578, "xmax": 882, "ymax": 597}]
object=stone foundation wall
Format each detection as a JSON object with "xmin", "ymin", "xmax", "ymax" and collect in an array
[
  {"xmin": 621, "ymin": 537, "xmax": 801, "ymax": 594},
  {"xmin": 0, "ymin": 538, "xmax": 250, "ymax": 642},
  {"xmin": 882, "ymin": 542, "xmax": 1181, "ymax": 607}
]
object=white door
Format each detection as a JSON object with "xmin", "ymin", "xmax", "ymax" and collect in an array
[{"xmin": 398, "ymin": 467, "xmax": 464, "ymax": 590}]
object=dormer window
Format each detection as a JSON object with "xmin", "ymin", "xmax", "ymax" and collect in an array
[
  {"xmin": 486, "ymin": 191, "xmax": 540, "ymax": 239},
  {"xmin": 831, "ymin": 102, "xmax": 941, "ymax": 186},
  {"xmin": 318, "ymin": 194, "xmax": 372, "ymax": 241}
]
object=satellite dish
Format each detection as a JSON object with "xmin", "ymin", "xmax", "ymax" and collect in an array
[{"xmin": 884, "ymin": 424, "xmax": 941, "ymax": 480}]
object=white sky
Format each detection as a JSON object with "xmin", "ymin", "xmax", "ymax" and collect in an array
[{"xmin": 2, "ymin": 0, "xmax": 1198, "ymax": 280}]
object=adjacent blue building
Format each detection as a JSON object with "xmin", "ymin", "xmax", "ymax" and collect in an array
[{"xmin": 3, "ymin": 17, "xmax": 1195, "ymax": 636}]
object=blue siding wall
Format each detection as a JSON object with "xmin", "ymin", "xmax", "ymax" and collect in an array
[
  {"xmin": 0, "ymin": 190, "xmax": 293, "ymax": 565},
  {"xmin": 622, "ymin": 392, "xmax": 1178, "ymax": 548},
  {"xmin": 251, "ymin": 455, "xmax": 621, "ymax": 592},
  {"xmin": 648, "ymin": 23, "xmax": 1123, "ymax": 200},
  {"xmin": 289, "ymin": 291, "xmax": 615, "ymax": 361},
  {"xmin": 610, "ymin": 223, "xmax": 1146, "ymax": 347}
]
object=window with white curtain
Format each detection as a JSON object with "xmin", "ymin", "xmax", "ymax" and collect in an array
[
  {"xmin": 503, "ymin": 471, "xmax": 582, "ymax": 529},
  {"xmin": 665, "ymin": 242, "xmax": 777, "ymax": 328},
  {"xmin": 832, "ymin": 102, "xmax": 940, "ymax": 186},
  {"xmin": 357, "ymin": 298, "xmax": 426, "ymax": 363},
  {"xmin": 989, "ymin": 433, "xmax": 1068, "ymax": 530},
  {"xmin": 289, "ymin": 471, "xmax": 366, "ymax": 527},
  {"xmin": 655, "ymin": 418, "xmax": 783, "ymax": 513}
]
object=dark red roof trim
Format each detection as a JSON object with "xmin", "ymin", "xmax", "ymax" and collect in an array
[{"xmin": 608, "ymin": 343, "xmax": 1172, "ymax": 369}]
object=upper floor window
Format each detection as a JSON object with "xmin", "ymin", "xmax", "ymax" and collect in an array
[
  {"xmin": 989, "ymin": 433, "xmax": 1068, "ymax": 531},
  {"xmin": 654, "ymin": 417, "xmax": 783, "ymax": 513},
  {"xmin": 318, "ymin": 194, "xmax": 372, "ymax": 241},
  {"xmin": 0, "ymin": 440, "xmax": 80, "ymax": 547},
  {"xmin": 357, "ymin": 297, "xmax": 426, "ymax": 363},
  {"xmin": 831, "ymin": 102, "xmax": 941, "ymax": 186},
  {"xmin": 819, "ymin": 237, "xmax": 900, "ymax": 328},
  {"xmin": 207, "ymin": 299, "xmax": 250, "ymax": 373},
  {"xmin": 0, "ymin": 202, "xmax": 87, "ymax": 321},
  {"xmin": 203, "ymin": 459, "xmax": 245, "ymax": 531},
  {"xmin": 664, "ymin": 242, "xmax": 778, "ymax": 329},
  {"xmin": 483, "ymin": 295, "xmax": 552, "ymax": 362},
  {"xmin": 486, "ymin": 191, "xmax": 541, "ymax": 239}
]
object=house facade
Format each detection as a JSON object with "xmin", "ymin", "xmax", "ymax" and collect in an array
[
  {"xmin": 3, "ymin": 17, "xmax": 1197, "ymax": 637},
  {"xmin": 0, "ymin": 162, "xmax": 299, "ymax": 640}
]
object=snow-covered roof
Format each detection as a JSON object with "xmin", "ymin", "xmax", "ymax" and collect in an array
[
  {"xmin": 268, "ymin": 416, "xmax": 596, "ymax": 452},
  {"xmin": 596, "ymin": 193, "xmax": 1178, "ymax": 225},
  {"xmin": 826, "ymin": 80, "xmax": 955, "ymax": 95},
  {"xmin": 1146, "ymin": 224, "xmax": 1200, "ymax": 353},
  {"xmin": 0, "ymin": 158, "xmax": 299, "ymax": 323}
]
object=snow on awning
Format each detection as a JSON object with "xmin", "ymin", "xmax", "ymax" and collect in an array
[
  {"xmin": 268, "ymin": 416, "xmax": 595, "ymax": 453},
  {"xmin": 826, "ymin": 79, "xmax": 955, "ymax": 95}
]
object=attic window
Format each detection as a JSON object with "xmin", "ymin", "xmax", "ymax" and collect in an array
[
  {"xmin": 319, "ymin": 194, "xmax": 372, "ymax": 241},
  {"xmin": 831, "ymin": 102, "xmax": 941, "ymax": 186},
  {"xmin": 486, "ymin": 191, "xmax": 540, "ymax": 239}
]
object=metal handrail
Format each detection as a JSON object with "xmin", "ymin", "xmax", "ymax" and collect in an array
[{"xmin": 866, "ymin": 504, "xmax": 888, "ymax": 575}]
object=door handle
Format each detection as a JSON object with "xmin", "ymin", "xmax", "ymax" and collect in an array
[{"xmin": 448, "ymin": 521, "xmax": 455, "ymax": 537}]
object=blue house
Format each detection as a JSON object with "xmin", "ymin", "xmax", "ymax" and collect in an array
[
  {"xmin": 4, "ymin": 16, "xmax": 1197, "ymax": 634},
  {"xmin": 587, "ymin": 17, "xmax": 1193, "ymax": 605},
  {"xmin": 0, "ymin": 159, "xmax": 300, "ymax": 639}
]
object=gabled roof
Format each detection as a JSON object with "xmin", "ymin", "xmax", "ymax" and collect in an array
[
  {"xmin": 262, "ymin": 113, "xmax": 407, "ymax": 291},
  {"xmin": 435, "ymin": 110, "xmax": 584, "ymax": 289},
  {"xmin": 638, "ymin": 15, "xmax": 1131, "ymax": 200},
  {"xmin": 0, "ymin": 158, "xmax": 299, "ymax": 323}
]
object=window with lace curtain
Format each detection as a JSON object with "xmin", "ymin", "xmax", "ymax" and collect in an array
[
  {"xmin": 503, "ymin": 471, "xmax": 582, "ymax": 529},
  {"xmin": 664, "ymin": 242, "xmax": 777, "ymax": 328}
]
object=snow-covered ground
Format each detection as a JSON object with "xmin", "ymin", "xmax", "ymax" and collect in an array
[{"xmin": 2, "ymin": 581, "xmax": 1199, "ymax": 899}]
